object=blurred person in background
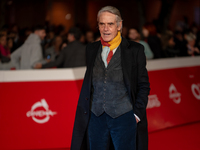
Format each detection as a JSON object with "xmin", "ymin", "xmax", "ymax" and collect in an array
[
  {"xmin": 7, "ymin": 31, "xmax": 21, "ymax": 53},
  {"xmin": 122, "ymin": 26, "xmax": 128, "ymax": 38},
  {"xmin": 44, "ymin": 30, "xmax": 55, "ymax": 49},
  {"xmin": 44, "ymin": 35, "xmax": 63, "ymax": 63},
  {"xmin": 0, "ymin": 34, "xmax": 10, "ymax": 63},
  {"xmin": 196, "ymin": 30, "xmax": 200, "ymax": 50},
  {"xmin": 0, "ymin": 28, "xmax": 8, "ymax": 37},
  {"xmin": 35, "ymin": 27, "xmax": 86, "ymax": 68},
  {"xmin": 161, "ymin": 30, "xmax": 180, "ymax": 57},
  {"xmin": 190, "ymin": 23, "xmax": 199, "ymax": 36},
  {"xmin": 16, "ymin": 27, "xmax": 33, "ymax": 45},
  {"xmin": 175, "ymin": 16, "xmax": 189, "ymax": 32},
  {"xmin": 94, "ymin": 32, "xmax": 101, "ymax": 41},
  {"xmin": 11, "ymin": 24, "xmax": 19, "ymax": 34},
  {"xmin": 85, "ymin": 30, "xmax": 94, "ymax": 44},
  {"xmin": 24, "ymin": 28, "xmax": 32, "ymax": 38},
  {"xmin": 142, "ymin": 23, "xmax": 162, "ymax": 59},
  {"xmin": 185, "ymin": 32, "xmax": 200, "ymax": 56},
  {"xmin": 0, "ymin": 34, "xmax": 15, "ymax": 70},
  {"xmin": 11, "ymin": 25, "xmax": 46, "ymax": 69},
  {"xmin": 190, "ymin": 23, "xmax": 200, "ymax": 50},
  {"xmin": 79, "ymin": 33, "xmax": 86, "ymax": 44},
  {"xmin": 128, "ymin": 28, "xmax": 154, "ymax": 59},
  {"xmin": 7, "ymin": 37, "xmax": 14, "ymax": 54},
  {"xmin": 8, "ymin": 25, "xmax": 29, "ymax": 52},
  {"xmin": 173, "ymin": 30, "xmax": 184, "ymax": 55}
]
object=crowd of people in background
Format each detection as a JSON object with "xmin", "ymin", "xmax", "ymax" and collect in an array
[
  {"xmin": 126, "ymin": 22, "xmax": 200, "ymax": 59},
  {"xmin": 0, "ymin": 20, "xmax": 200, "ymax": 70}
]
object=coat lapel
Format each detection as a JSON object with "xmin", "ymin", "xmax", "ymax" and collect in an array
[
  {"xmin": 120, "ymin": 38, "xmax": 133, "ymax": 92},
  {"xmin": 87, "ymin": 41, "xmax": 101, "ymax": 93}
]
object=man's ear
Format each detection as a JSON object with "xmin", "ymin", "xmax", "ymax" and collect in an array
[{"xmin": 117, "ymin": 21, "xmax": 122, "ymax": 31}]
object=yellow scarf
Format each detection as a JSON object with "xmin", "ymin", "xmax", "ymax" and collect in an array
[{"xmin": 102, "ymin": 31, "xmax": 122, "ymax": 51}]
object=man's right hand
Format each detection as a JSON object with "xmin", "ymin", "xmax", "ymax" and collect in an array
[{"xmin": 34, "ymin": 63, "xmax": 42, "ymax": 69}]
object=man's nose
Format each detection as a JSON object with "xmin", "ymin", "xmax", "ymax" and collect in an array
[{"xmin": 104, "ymin": 24, "xmax": 109, "ymax": 31}]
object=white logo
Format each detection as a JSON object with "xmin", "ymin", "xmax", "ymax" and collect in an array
[
  {"xmin": 26, "ymin": 99, "xmax": 57, "ymax": 124},
  {"xmin": 191, "ymin": 83, "xmax": 200, "ymax": 100},
  {"xmin": 147, "ymin": 95, "xmax": 161, "ymax": 109},
  {"xmin": 169, "ymin": 83, "xmax": 181, "ymax": 104}
]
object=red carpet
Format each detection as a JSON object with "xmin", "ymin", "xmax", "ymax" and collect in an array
[
  {"xmin": 149, "ymin": 121, "xmax": 200, "ymax": 150},
  {"xmin": 34, "ymin": 122, "xmax": 200, "ymax": 150}
]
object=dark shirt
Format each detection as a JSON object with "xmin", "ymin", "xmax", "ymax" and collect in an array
[
  {"xmin": 147, "ymin": 35, "xmax": 162, "ymax": 59},
  {"xmin": 42, "ymin": 40, "xmax": 86, "ymax": 68}
]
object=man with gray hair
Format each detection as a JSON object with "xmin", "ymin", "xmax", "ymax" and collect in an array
[{"xmin": 71, "ymin": 6, "xmax": 150, "ymax": 150}]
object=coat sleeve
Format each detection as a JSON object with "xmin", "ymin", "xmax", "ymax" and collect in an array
[
  {"xmin": 71, "ymin": 44, "xmax": 92, "ymax": 150},
  {"xmin": 30, "ymin": 44, "xmax": 43, "ymax": 68},
  {"xmin": 10, "ymin": 46, "xmax": 22, "ymax": 69},
  {"xmin": 133, "ymin": 45, "xmax": 150, "ymax": 120}
]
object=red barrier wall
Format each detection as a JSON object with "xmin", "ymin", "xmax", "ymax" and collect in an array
[
  {"xmin": 147, "ymin": 66, "xmax": 200, "ymax": 132},
  {"xmin": 0, "ymin": 57, "xmax": 200, "ymax": 149}
]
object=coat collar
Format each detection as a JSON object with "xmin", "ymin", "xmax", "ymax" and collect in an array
[
  {"xmin": 90, "ymin": 41, "xmax": 101, "ymax": 66},
  {"xmin": 121, "ymin": 37, "xmax": 130, "ymax": 49}
]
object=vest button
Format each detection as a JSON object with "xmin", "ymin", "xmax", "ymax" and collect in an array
[
  {"xmin": 85, "ymin": 97, "xmax": 88, "ymax": 100},
  {"xmin": 84, "ymin": 111, "xmax": 87, "ymax": 114}
]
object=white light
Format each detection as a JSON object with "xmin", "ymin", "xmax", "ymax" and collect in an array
[{"xmin": 65, "ymin": 14, "xmax": 71, "ymax": 20}]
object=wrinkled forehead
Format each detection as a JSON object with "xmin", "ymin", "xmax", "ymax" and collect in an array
[{"xmin": 98, "ymin": 12, "xmax": 117, "ymax": 23}]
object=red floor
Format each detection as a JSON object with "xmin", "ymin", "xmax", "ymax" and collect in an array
[
  {"xmin": 149, "ymin": 121, "xmax": 200, "ymax": 150},
  {"xmin": 34, "ymin": 122, "xmax": 200, "ymax": 150}
]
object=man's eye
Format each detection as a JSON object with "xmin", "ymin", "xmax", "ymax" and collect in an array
[{"xmin": 108, "ymin": 23, "xmax": 114, "ymax": 25}]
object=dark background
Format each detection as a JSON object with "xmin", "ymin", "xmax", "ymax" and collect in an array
[{"xmin": 0, "ymin": 0, "xmax": 200, "ymax": 33}]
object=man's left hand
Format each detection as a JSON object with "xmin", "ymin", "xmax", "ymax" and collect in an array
[{"xmin": 135, "ymin": 117, "xmax": 139, "ymax": 123}]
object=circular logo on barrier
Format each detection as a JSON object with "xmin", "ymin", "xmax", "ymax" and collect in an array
[
  {"xmin": 169, "ymin": 83, "xmax": 181, "ymax": 104},
  {"xmin": 26, "ymin": 99, "xmax": 57, "ymax": 124},
  {"xmin": 191, "ymin": 84, "xmax": 200, "ymax": 100}
]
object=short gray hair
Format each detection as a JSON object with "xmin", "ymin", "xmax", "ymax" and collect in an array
[{"xmin": 97, "ymin": 6, "xmax": 123, "ymax": 30}]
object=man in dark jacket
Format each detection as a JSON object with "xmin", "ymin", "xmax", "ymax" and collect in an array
[
  {"xmin": 71, "ymin": 6, "xmax": 150, "ymax": 150},
  {"xmin": 35, "ymin": 27, "xmax": 86, "ymax": 68}
]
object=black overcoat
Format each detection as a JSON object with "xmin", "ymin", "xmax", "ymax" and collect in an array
[{"xmin": 71, "ymin": 38, "xmax": 150, "ymax": 150}]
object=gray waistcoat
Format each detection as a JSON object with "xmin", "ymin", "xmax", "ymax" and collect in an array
[{"xmin": 91, "ymin": 46, "xmax": 133, "ymax": 118}]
